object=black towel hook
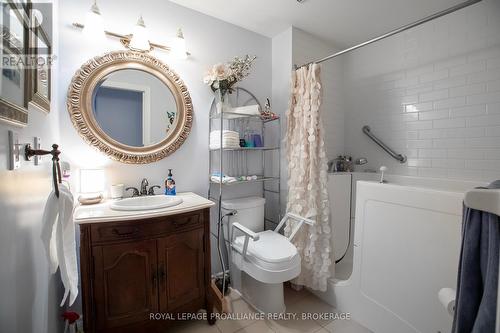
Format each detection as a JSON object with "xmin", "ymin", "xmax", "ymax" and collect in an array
[{"xmin": 25, "ymin": 143, "xmax": 62, "ymax": 198}]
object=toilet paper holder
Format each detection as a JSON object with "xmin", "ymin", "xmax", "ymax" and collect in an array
[{"xmin": 438, "ymin": 287, "xmax": 456, "ymax": 316}]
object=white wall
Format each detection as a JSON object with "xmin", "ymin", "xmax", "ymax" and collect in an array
[
  {"xmin": 0, "ymin": 2, "xmax": 63, "ymax": 332},
  {"xmin": 58, "ymin": 0, "xmax": 272, "ymax": 196},
  {"xmin": 292, "ymin": 28, "xmax": 345, "ymax": 160},
  {"xmin": 58, "ymin": 0, "xmax": 272, "ymax": 282},
  {"xmin": 270, "ymin": 27, "xmax": 344, "ymax": 228},
  {"xmin": 270, "ymin": 27, "xmax": 292, "ymax": 228},
  {"xmin": 343, "ymin": 0, "xmax": 500, "ymax": 181}
]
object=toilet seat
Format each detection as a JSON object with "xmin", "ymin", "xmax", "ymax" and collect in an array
[{"xmin": 232, "ymin": 230, "xmax": 301, "ymax": 284}]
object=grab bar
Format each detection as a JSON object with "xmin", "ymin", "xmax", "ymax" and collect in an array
[{"xmin": 362, "ymin": 126, "xmax": 407, "ymax": 163}]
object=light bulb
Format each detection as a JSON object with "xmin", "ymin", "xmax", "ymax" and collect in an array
[
  {"xmin": 172, "ymin": 28, "xmax": 187, "ymax": 60},
  {"xmin": 82, "ymin": 1, "xmax": 105, "ymax": 41},
  {"xmin": 129, "ymin": 15, "xmax": 150, "ymax": 51}
]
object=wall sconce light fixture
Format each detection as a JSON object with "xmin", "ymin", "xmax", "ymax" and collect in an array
[
  {"xmin": 128, "ymin": 15, "xmax": 150, "ymax": 52},
  {"xmin": 73, "ymin": 1, "xmax": 190, "ymax": 58},
  {"xmin": 82, "ymin": 0, "xmax": 105, "ymax": 41}
]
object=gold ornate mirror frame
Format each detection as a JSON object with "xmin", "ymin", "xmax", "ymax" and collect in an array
[{"xmin": 67, "ymin": 51, "xmax": 193, "ymax": 164}]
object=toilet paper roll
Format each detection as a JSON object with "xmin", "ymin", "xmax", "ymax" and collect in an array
[{"xmin": 438, "ymin": 287, "xmax": 456, "ymax": 315}]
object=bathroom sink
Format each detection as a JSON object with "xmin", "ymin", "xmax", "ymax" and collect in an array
[{"xmin": 110, "ymin": 195, "xmax": 183, "ymax": 211}]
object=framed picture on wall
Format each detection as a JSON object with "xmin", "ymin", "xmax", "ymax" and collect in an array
[
  {"xmin": 0, "ymin": 0, "xmax": 29, "ymax": 126},
  {"xmin": 26, "ymin": 10, "xmax": 51, "ymax": 114}
]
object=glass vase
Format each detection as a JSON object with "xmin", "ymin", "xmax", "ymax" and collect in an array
[{"xmin": 215, "ymin": 89, "xmax": 231, "ymax": 115}]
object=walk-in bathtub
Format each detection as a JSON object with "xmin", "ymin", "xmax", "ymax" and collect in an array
[{"xmin": 317, "ymin": 173, "xmax": 483, "ymax": 333}]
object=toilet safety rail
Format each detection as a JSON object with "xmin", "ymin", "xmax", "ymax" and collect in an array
[
  {"xmin": 274, "ymin": 213, "xmax": 315, "ymax": 241},
  {"xmin": 231, "ymin": 223, "xmax": 260, "ymax": 259},
  {"xmin": 231, "ymin": 213, "xmax": 315, "ymax": 259}
]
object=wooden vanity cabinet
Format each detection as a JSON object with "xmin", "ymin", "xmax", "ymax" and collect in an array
[{"xmin": 79, "ymin": 208, "xmax": 215, "ymax": 333}]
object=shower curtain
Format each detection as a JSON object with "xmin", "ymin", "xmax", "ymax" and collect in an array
[{"xmin": 284, "ymin": 63, "xmax": 333, "ymax": 291}]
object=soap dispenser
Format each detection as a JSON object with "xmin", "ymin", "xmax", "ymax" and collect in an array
[{"xmin": 165, "ymin": 169, "xmax": 176, "ymax": 195}]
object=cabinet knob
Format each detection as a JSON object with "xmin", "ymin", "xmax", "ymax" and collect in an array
[
  {"xmin": 173, "ymin": 218, "xmax": 192, "ymax": 228},
  {"xmin": 151, "ymin": 265, "xmax": 158, "ymax": 291},
  {"xmin": 159, "ymin": 264, "xmax": 166, "ymax": 280},
  {"xmin": 111, "ymin": 227, "xmax": 139, "ymax": 236}
]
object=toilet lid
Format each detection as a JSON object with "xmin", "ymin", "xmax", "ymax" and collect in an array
[{"xmin": 233, "ymin": 230, "xmax": 298, "ymax": 263}]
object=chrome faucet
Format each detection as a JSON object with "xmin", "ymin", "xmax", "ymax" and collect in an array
[
  {"xmin": 125, "ymin": 178, "xmax": 161, "ymax": 197},
  {"xmin": 379, "ymin": 166, "xmax": 387, "ymax": 183},
  {"xmin": 148, "ymin": 186, "xmax": 161, "ymax": 195},
  {"xmin": 125, "ymin": 187, "xmax": 140, "ymax": 197},
  {"xmin": 140, "ymin": 178, "xmax": 149, "ymax": 196}
]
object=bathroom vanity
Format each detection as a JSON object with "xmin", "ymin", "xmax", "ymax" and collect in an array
[{"xmin": 74, "ymin": 193, "xmax": 215, "ymax": 333}]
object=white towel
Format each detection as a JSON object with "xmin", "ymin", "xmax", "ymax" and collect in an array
[
  {"xmin": 210, "ymin": 130, "xmax": 239, "ymax": 139},
  {"xmin": 209, "ymin": 143, "xmax": 241, "ymax": 150},
  {"xmin": 41, "ymin": 189, "xmax": 59, "ymax": 273},
  {"xmin": 209, "ymin": 132, "xmax": 239, "ymax": 137},
  {"xmin": 209, "ymin": 130, "xmax": 240, "ymax": 149},
  {"xmin": 211, "ymin": 138, "xmax": 239, "ymax": 143},
  {"xmin": 209, "ymin": 138, "xmax": 241, "ymax": 148},
  {"xmin": 209, "ymin": 144, "xmax": 241, "ymax": 150},
  {"xmin": 41, "ymin": 184, "xmax": 78, "ymax": 306},
  {"xmin": 210, "ymin": 175, "xmax": 237, "ymax": 183},
  {"xmin": 230, "ymin": 105, "xmax": 260, "ymax": 116},
  {"xmin": 210, "ymin": 136, "xmax": 239, "ymax": 142},
  {"xmin": 210, "ymin": 130, "xmax": 239, "ymax": 135}
]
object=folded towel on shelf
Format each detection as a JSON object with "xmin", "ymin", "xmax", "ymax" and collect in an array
[
  {"xmin": 210, "ymin": 135, "xmax": 240, "ymax": 141},
  {"xmin": 230, "ymin": 105, "xmax": 260, "ymax": 116},
  {"xmin": 209, "ymin": 130, "xmax": 241, "ymax": 149},
  {"xmin": 210, "ymin": 137, "xmax": 240, "ymax": 143},
  {"xmin": 210, "ymin": 135, "xmax": 239, "ymax": 142},
  {"xmin": 209, "ymin": 144, "xmax": 241, "ymax": 150},
  {"xmin": 210, "ymin": 130, "xmax": 239, "ymax": 138},
  {"xmin": 209, "ymin": 140, "xmax": 241, "ymax": 150},
  {"xmin": 41, "ymin": 183, "xmax": 78, "ymax": 307},
  {"xmin": 210, "ymin": 173, "xmax": 237, "ymax": 183}
]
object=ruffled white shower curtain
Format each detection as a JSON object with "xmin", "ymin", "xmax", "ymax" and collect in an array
[{"xmin": 284, "ymin": 63, "xmax": 333, "ymax": 291}]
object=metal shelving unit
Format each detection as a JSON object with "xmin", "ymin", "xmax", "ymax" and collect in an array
[{"xmin": 208, "ymin": 87, "xmax": 281, "ymax": 235}]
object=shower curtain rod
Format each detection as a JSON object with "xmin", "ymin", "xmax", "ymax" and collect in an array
[{"xmin": 295, "ymin": 0, "xmax": 482, "ymax": 69}]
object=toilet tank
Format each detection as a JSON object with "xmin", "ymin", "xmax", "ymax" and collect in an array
[{"xmin": 221, "ymin": 196, "xmax": 265, "ymax": 234}]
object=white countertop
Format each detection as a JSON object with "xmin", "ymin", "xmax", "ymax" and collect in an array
[{"xmin": 74, "ymin": 192, "xmax": 215, "ymax": 224}]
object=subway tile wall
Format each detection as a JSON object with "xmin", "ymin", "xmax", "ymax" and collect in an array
[{"xmin": 344, "ymin": 0, "xmax": 500, "ymax": 181}]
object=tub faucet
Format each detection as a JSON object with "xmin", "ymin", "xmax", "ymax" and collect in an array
[
  {"xmin": 379, "ymin": 166, "xmax": 387, "ymax": 183},
  {"xmin": 356, "ymin": 157, "xmax": 368, "ymax": 165}
]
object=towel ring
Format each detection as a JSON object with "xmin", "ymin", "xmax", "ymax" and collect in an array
[{"xmin": 25, "ymin": 143, "xmax": 62, "ymax": 197}]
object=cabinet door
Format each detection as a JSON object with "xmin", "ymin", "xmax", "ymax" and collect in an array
[
  {"xmin": 157, "ymin": 228, "xmax": 205, "ymax": 311},
  {"xmin": 93, "ymin": 239, "xmax": 158, "ymax": 330}
]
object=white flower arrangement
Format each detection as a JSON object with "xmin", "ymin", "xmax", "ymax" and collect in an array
[{"xmin": 203, "ymin": 55, "xmax": 257, "ymax": 94}]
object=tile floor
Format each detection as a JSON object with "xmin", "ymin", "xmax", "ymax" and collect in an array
[{"xmin": 169, "ymin": 285, "xmax": 372, "ymax": 333}]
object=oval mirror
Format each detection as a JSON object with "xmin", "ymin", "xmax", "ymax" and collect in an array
[
  {"xmin": 93, "ymin": 69, "xmax": 178, "ymax": 147},
  {"xmin": 67, "ymin": 51, "xmax": 192, "ymax": 164}
]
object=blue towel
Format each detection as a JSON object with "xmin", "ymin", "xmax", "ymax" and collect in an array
[{"xmin": 452, "ymin": 181, "xmax": 500, "ymax": 333}]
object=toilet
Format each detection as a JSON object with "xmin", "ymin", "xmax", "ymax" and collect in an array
[{"xmin": 222, "ymin": 197, "xmax": 301, "ymax": 314}]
